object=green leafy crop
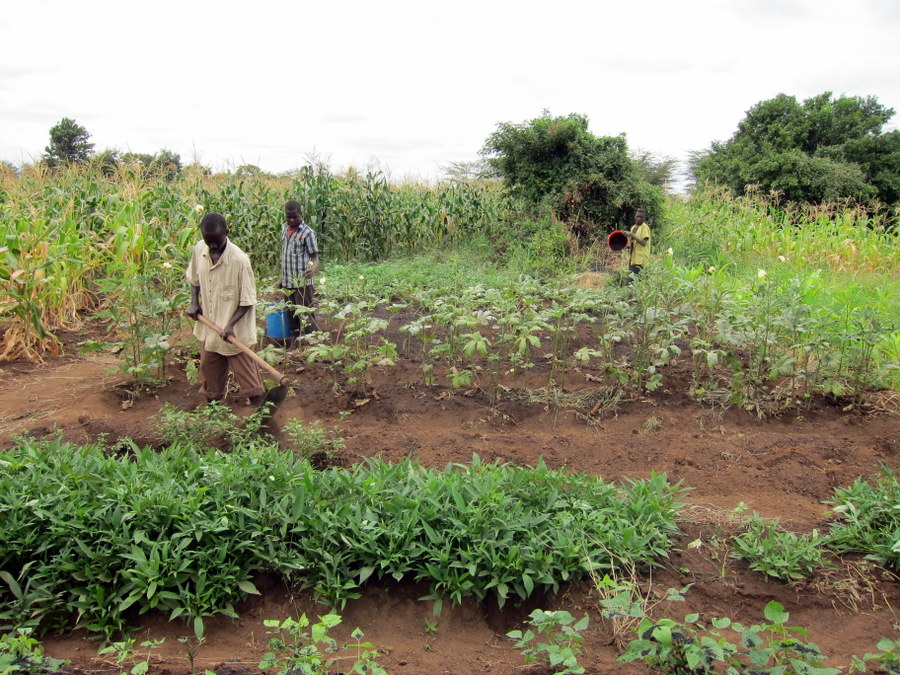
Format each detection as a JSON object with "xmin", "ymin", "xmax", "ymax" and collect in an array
[
  {"xmin": 731, "ymin": 514, "xmax": 830, "ymax": 581},
  {"xmin": 0, "ymin": 433, "xmax": 684, "ymax": 638}
]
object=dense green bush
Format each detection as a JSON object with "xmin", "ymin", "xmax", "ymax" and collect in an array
[
  {"xmin": 0, "ymin": 434, "xmax": 684, "ymax": 637},
  {"xmin": 482, "ymin": 111, "xmax": 663, "ymax": 234}
]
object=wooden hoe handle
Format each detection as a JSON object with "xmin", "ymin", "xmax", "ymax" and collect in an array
[{"xmin": 195, "ymin": 313, "xmax": 289, "ymax": 385}]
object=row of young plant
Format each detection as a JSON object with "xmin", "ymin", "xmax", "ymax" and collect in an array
[
  {"xmin": 2, "ymin": 513, "xmax": 896, "ymax": 675},
  {"xmin": 503, "ymin": 462, "xmax": 899, "ymax": 674},
  {"xmin": 698, "ymin": 465, "xmax": 900, "ymax": 582},
  {"xmin": 0, "ymin": 164, "xmax": 507, "ymax": 361},
  {"xmin": 277, "ymin": 248, "xmax": 897, "ymax": 410},
  {"xmin": 0, "ymin": 614, "xmax": 389, "ymax": 675},
  {"xmin": 516, "ymin": 586, "xmax": 900, "ymax": 675},
  {"xmin": 61, "ymin": 233, "xmax": 896, "ymax": 416},
  {"xmin": 3, "ymin": 599, "xmax": 898, "ymax": 675},
  {"xmin": 81, "ymin": 238, "xmax": 896, "ymax": 411},
  {"xmin": 0, "ymin": 421, "xmax": 683, "ymax": 639}
]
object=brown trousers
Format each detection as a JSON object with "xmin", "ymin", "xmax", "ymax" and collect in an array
[
  {"xmin": 199, "ymin": 347, "xmax": 265, "ymax": 401},
  {"xmin": 287, "ymin": 285, "xmax": 319, "ymax": 334}
]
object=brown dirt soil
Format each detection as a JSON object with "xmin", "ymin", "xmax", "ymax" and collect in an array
[{"xmin": 1, "ymin": 321, "xmax": 899, "ymax": 675}]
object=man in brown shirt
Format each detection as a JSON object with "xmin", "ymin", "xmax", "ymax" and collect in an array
[{"xmin": 186, "ymin": 212, "xmax": 265, "ymax": 405}]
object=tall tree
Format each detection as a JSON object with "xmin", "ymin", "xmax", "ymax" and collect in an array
[
  {"xmin": 441, "ymin": 159, "xmax": 493, "ymax": 182},
  {"xmin": 692, "ymin": 92, "xmax": 899, "ymax": 204},
  {"xmin": 44, "ymin": 118, "xmax": 94, "ymax": 167},
  {"xmin": 631, "ymin": 149, "xmax": 679, "ymax": 190},
  {"xmin": 481, "ymin": 111, "xmax": 661, "ymax": 233}
]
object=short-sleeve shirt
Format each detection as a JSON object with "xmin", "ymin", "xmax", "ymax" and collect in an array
[
  {"xmin": 186, "ymin": 239, "xmax": 257, "ymax": 355},
  {"xmin": 281, "ymin": 221, "xmax": 318, "ymax": 289},
  {"xmin": 629, "ymin": 222, "xmax": 651, "ymax": 266}
]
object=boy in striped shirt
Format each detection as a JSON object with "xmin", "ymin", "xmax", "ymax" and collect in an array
[{"xmin": 277, "ymin": 200, "xmax": 320, "ymax": 336}]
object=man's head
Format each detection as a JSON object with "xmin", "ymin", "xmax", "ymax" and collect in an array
[
  {"xmin": 285, "ymin": 200, "xmax": 302, "ymax": 228},
  {"xmin": 200, "ymin": 212, "xmax": 228, "ymax": 256},
  {"xmin": 634, "ymin": 209, "xmax": 647, "ymax": 225}
]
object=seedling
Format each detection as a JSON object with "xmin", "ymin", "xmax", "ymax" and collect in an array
[
  {"xmin": 0, "ymin": 628, "xmax": 67, "ymax": 674},
  {"xmin": 615, "ymin": 598, "xmax": 840, "ymax": 674},
  {"xmin": 731, "ymin": 513, "xmax": 829, "ymax": 581},
  {"xmin": 508, "ymin": 609, "xmax": 588, "ymax": 674},
  {"xmin": 260, "ymin": 615, "xmax": 385, "ymax": 675},
  {"xmin": 98, "ymin": 637, "xmax": 166, "ymax": 675}
]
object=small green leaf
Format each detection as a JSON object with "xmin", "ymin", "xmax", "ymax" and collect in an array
[
  {"xmin": 238, "ymin": 580, "xmax": 260, "ymax": 595},
  {"xmin": 763, "ymin": 599, "xmax": 788, "ymax": 624}
]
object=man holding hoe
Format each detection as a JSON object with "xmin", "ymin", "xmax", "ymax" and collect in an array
[{"xmin": 185, "ymin": 212, "xmax": 265, "ymax": 406}]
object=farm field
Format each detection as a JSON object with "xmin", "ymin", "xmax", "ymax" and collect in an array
[
  {"xmin": 2, "ymin": 168, "xmax": 899, "ymax": 674},
  {"xmin": 2, "ymin": 315, "xmax": 898, "ymax": 675}
]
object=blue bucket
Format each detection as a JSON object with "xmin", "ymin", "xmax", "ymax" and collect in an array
[{"xmin": 265, "ymin": 307, "xmax": 294, "ymax": 339}]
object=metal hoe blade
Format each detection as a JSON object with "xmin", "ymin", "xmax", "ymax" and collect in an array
[{"xmin": 260, "ymin": 384, "xmax": 290, "ymax": 412}]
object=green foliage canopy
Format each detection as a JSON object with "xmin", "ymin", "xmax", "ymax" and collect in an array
[
  {"xmin": 44, "ymin": 117, "xmax": 94, "ymax": 167},
  {"xmin": 481, "ymin": 111, "xmax": 661, "ymax": 231},
  {"xmin": 692, "ymin": 92, "xmax": 900, "ymax": 205}
]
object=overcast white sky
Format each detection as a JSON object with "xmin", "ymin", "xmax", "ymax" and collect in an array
[{"xmin": 2, "ymin": 0, "xmax": 898, "ymax": 184}]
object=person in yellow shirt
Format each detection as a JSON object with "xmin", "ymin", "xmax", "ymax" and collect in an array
[
  {"xmin": 625, "ymin": 208, "xmax": 651, "ymax": 277},
  {"xmin": 186, "ymin": 212, "xmax": 265, "ymax": 406}
]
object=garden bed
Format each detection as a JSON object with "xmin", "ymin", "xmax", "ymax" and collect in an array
[{"xmin": 1, "ymin": 321, "xmax": 898, "ymax": 674}]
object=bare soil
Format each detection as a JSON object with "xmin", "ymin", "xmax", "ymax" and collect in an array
[{"xmin": 1, "ymin": 320, "xmax": 898, "ymax": 675}]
